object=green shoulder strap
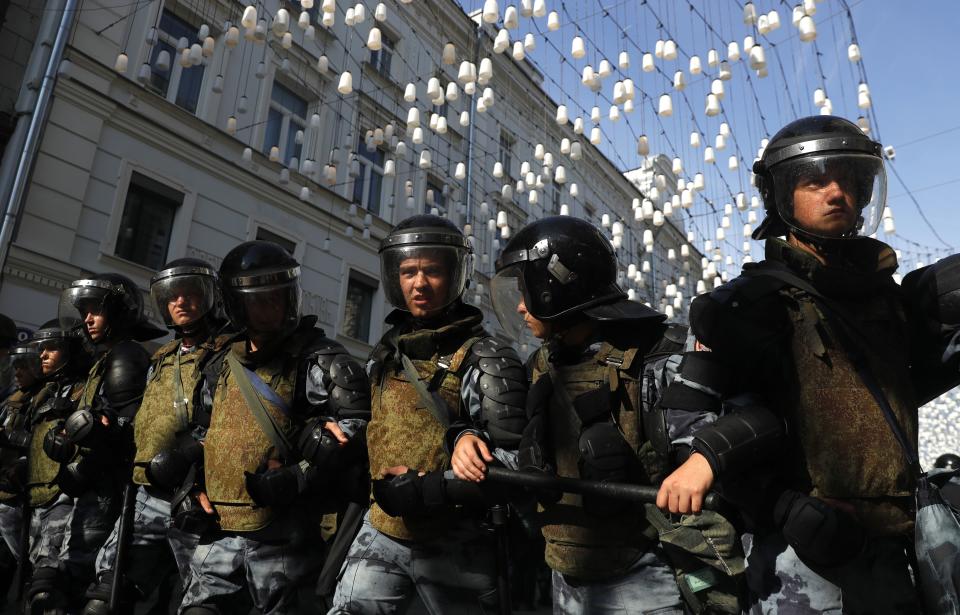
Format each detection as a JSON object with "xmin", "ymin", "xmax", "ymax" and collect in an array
[
  {"xmin": 225, "ymin": 352, "xmax": 295, "ymax": 461},
  {"xmin": 397, "ymin": 335, "xmax": 483, "ymax": 429}
]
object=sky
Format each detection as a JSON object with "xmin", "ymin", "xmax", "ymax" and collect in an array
[{"xmin": 454, "ymin": 0, "xmax": 959, "ymax": 272}]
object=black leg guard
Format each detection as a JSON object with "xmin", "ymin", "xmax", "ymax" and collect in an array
[
  {"xmin": 181, "ymin": 606, "xmax": 220, "ymax": 615},
  {"xmin": 26, "ymin": 566, "xmax": 67, "ymax": 615}
]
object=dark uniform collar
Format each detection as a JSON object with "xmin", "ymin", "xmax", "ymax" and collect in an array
[
  {"xmin": 764, "ymin": 236, "xmax": 900, "ymax": 300},
  {"xmin": 383, "ymin": 302, "xmax": 485, "ymax": 361}
]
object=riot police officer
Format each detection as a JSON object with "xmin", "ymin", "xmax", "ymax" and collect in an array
[
  {"xmin": 83, "ymin": 259, "xmax": 225, "ymax": 614},
  {"xmin": 0, "ymin": 341, "xmax": 44, "ymax": 594},
  {"xmin": 12, "ymin": 321, "xmax": 92, "ymax": 613},
  {"xmin": 44, "ymin": 273, "xmax": 165, "ymax": 609},
  {"xmin": 657, "ymin": 116, "xmax": 960, "ymax": 613},
  {"xmin": 329, "ymin": 215, "xmax": 527, "ymax": 615},
  {"xmin": 177, "ymin": 241, "xmax": 370, "ymax": 614},
  {"xmin": 487, "ymin": 216, "xmax": 744, "ymax": 614}
]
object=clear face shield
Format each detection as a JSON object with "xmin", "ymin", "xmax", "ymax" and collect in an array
[
  {"xmin": 770, "ymin": 152, "xmax": 887, "ymax": 239},
  {"xmin": 9, "ymin": 345, "xmax": 42, "ymax": 388},
  {"xmin": 58, "ymin": 280, "xmax": 113, "ymax": 337},
  {"xmin": 151, "ymin": 268, "xmax": 217, "ymax": 328},
  {"xmin": 490, "ymin": 265, "xmax": 528, "ymax": 340},
  {"xmin": 31, "ymin": 328, "xmax": 72, "ymax": 376},
  {"xmin": 224, "ymin": 267, "xmax": 302, "ymax": 338},
  {"xmin": 380, "ymin": 245, "xmax": 471, "ymax": 314}
]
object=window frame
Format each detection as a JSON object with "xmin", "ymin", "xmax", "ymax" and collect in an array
[
  {"xmin": 368, "ymin": 30, "xmax": 396, "ymax": 80},
  {"xmin": 144, "ymin": 10, "xmax": 208, "ymax": 114},
  {"xmin": 424, "ymin": 176, "xmax": 447, "ymax": 215},
  {"xmin": 246, "ymin": 218, "xmax": 305, "ymax": 263},
  {"xmin": 263, "ymin": 81, "xmax": 309, "ymax": 166},
  {"xmin": 499, "ymin": 130, "xmax": 515, "ymax": 181},
  {"xmin": 352, "ymin": 137, "xmax": 386, "ymax": 216},
  {"xmin": 340, "ymin": 271, "xmax": 379, "ymax": 343}
]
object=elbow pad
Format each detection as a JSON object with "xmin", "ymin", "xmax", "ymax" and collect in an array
[
  {"xmin": 102, "ymin": 341, "xmax": 151, "ymax": 418},
  {"xmin": 472, "ymin": 338, "xmax": 528, "ymax": 451},
  {"xmin": 691, "ymin": 405, "xmax": 784, "ymax": 477}
]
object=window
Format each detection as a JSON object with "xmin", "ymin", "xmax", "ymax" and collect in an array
[
  {"xmin": 115, "ymin": 172, "xmax": 182, "ymax": 270},
  {"xmin": 369, "ymin": 31, "xmax": 395, "ymax": 79},
  {"xmin": 146, "ymin": 11, "xmax": 206, "ymax": 113},
  {"xmin": 263, "ymin": 82, "xmax": 308, "ymax": 165},
  {"xmin": 550, "ymin": 185, "xmax": 562, "ymax": 215},
  {"xmin": 425, "ymin": 178, "xmax": 446, "ymax": 215},
  {"xmin": 499, "ymin": 131, "xmax": 514, "ymax": 180},
  {"xmin": 583, "ymin": 202, "xmax": 596, "ymax": 223},
  {"xmin": 255, "ymin": 227, "xmax": 297, "ymax": 256},
  {"xmin": 352, "ymin": 137, "xmax": 385, "ymax": 215},
  {"xmin": 342, "ymin": 274, "xmax": 377, "ymax": 342}
]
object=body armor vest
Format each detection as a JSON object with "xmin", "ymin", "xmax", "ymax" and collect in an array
[
  {"xmin": 204, "ymin": 337, "xmax": 307, "ymax": 532},
  {"xmin": 783, "ymin": 289, "xmax": 917, "ymax": 535},
  {"xmin": 133, "ymin": 340, "xmax": 205, "ymax": 485},
  {"xmin": 367, "ymin": 309, "xmax": 483, "ymax": 541},
  {"xmin": 532, "ymin": 341, "xmax": 660, "ymax": 580},
  {"xmin": 26, "ymin": 382, "xmax": 82, "ymax": 506}
]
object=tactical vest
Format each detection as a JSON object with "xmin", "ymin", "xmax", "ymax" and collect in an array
[
  {"xmin": 204, "ymin": 333, "xmax": 317, "ymax": 533},
  {"xmin": 783, "ymin": 288, "xmax": 917, "ymax": 535},
  {"xmin": 132, "ymin": 340, "xmax": 206, "ymax": 486},
  {"xmin": 26, "ymin": 383, "xmax": 83, "ymax": 507},
  {"xmin": 532, "ymin": 341, "xmax": 661, "ymax": 581},
  {"xmin": 367, "ymin": 323, "xmax": 482, "ymax": 541}
]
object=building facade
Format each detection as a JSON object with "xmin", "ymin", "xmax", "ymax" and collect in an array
[{"xmin": 0, "ymin": 0, "xmax": 701, "ymax": 358}]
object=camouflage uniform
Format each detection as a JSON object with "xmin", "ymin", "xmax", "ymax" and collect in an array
[
  {"xmin": 330, "ymin": 304, "xmax": 527, "ymax": 615},
  {"xmin": 678, "ymin": 237, "xmax": 960, "ymax": 613},
  {"xmin": 179, "ymin": 319, "xmax": 369, "ymax": 614},
  {"xmin": 88, "ymin": 338, "xmax": 217, "ymax": 606}
]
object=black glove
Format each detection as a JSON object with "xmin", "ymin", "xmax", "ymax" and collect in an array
[
  {"xmin": 64, "ymin": 408, "xmax": 110, "ymax": 448},
  {"xmin": 244, "ymin": 462, "xmax": 313, "ymax": 508},
  {"xmin": 773, "ymin": 490, "xmax": 866, "ymax": 568},
  {"xmin": 371, "ymin": 470, "xmax": 446, "ymax": 517},
  {"xmin": 172, "ymin": 491, "xmax": 215, "ymax": 535}
]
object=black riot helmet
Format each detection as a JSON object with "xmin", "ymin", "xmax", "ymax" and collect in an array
[
  {"xmin": 379, "ymin": 215, "xmax": 474, "ymax": 315},
  {"xmin": 935, "ymin": 453, "xmax": 960, "ymax": 471},
  {"xmin": 220, "ymin": 241, "xmax": 302, "ymax": 339},
  {"xmin": 31, "ymin": 318, "xmax": 89, "ymax": 379},
  {"xmin": 8, "ymin": 342, "xmax": 41, "ymax": 388},
  {"xmin": 58, "ymin": 273, "xmax": 166, "ymax": 343},
  {"xmin": 492, "ymin": 216, "xmax": 662, "ymax": 339},
  {"xmin": 752, "ymin": 115, "xmax": 886, "ymax": 241},
  {"xmin": 151, "ymin": 258, "xmax": 221, "ymax": 335}
]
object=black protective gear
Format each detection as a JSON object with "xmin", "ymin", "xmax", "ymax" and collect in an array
[
  {"xmin": 935, "ymin": 453, "xmax": 960, "ymax": 471},
  {"xmin": 492, "ymin": 216, "xmax": 662, "ymax": 338},
  {"xmin": 42, "ymin": 423, "xmax": 77, "ymax": 463},
  {"xmin": 27, "ymin": 566, "xmax": 67, "ymax": 614},
  {"xmin": 244, "ymin": 461, "xmax": 314, "ymax": 507},
  {"xmin": 298, "ymin": 420, "xmax": 341, "ymax": 469},
  {"xmin": 773, "ymin": 489, "xmax": 866, "ymax": 568},
  {"xmin": 9, "ymin": 342, "xmax": 42, "ymax": 383},
  {"xmin": 58, "ymin": 273, "xmax": 165, "ymax": 343},
  {"xmin": 145, "ymin": 449, "xmax": 193, "ymax": 492},
  {"xmin": 903, "ymin": 254, "xmax": 960, "ymax": 331},
  {"xmin": 56, "ymin": 456, "xmax": 98, "ymax": 497},
  {"xmin": 752, "ymin": 115, "xmax": 886, "ymax": 241},
  {"xmin": 0, "ymin": 455, "xmax": 26, "ymax": 491},
  {"xmin": 690, "ymin": 405, "xmax": 785, "ymax": 478},
  {"xmin": 100, "ymin": 340, "xmax": 152, "ymax": 419},
  {"xmin": 64, "ymin": 408, "xmax": 109, "ymax": 448},
  {"xmin": 171, "ymin": 492, "xmax": 214, "ymax": 535},
  {"xmin": 181, "ymin": 607, "xmax": 219, "ymax": 615},
  {"xmin": 469, "ymin": 337, "xmax": 528, "ymax": 450},
  {"xmin": 150, "ymin": 257, "xmax": 221, "ymax": 333},
  {"xmin": 577, "ymin": 422, "xmax": 636, "ymax": 517},
  {"xmin": 82, "ymin": 599, "xmax": 110, "ymax": 615},
  {"xmin": 325, "ymin": 351, "xmax": 372, "ymax": 417},
  {"xmin": 379, "ymin": 214, "xmax": 474, "ymax": 312},
  {"xmin": 219, "ymin": 240, "xmax": 302, "ymax": 339},
  {"xmin": 371, "ymin": 470, "xmax": 446, "ymax": 517},
  {"xmin": 657, "ymin": 351, "xmax": 729, "ymax": 416}
]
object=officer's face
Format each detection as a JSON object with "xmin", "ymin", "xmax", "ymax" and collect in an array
[
  {"xmin": 39, "ymin": 343, "xmax": 66, "ymax": 375},
  {"xmin": 517, "ymin": 298, "xmax": 550, "ymax": 339},
  {"xmin": 13, "ymin": 361, "xmax": 37, "ymax": 389},
  {"xmin": 244, "ymin": 289, "xmax": 287, "ymax": 334},
  {"xmin": 399, "ymin": 254, "xmax": 450, "ymax": 319},
  {"xmin": 79, "ymin": 300, "xmax": 107, "ymax": 343},
  {"xmin": 791, "ymin": 167, "xmax": 859, "ymax": 237},
  {"xmin": 167, "ymin": 286, "xmax": 204, "ymax": 327}
]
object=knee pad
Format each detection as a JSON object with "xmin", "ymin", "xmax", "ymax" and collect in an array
[
  {"xmin": 182, "ymin": 606, "xmax": 220, "ymax": 615},
  {"xmin": 82, "ymin": 598, "xmax": 110, "ymax": 615}
]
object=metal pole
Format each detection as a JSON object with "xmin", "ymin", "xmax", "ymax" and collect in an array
[{"xmin": 0, "ymin": 0, "xmax": 78, "ymax": 289}]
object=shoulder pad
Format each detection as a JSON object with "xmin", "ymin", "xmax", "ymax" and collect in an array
[
  {"xmin": 475, "ymin": 351, "xmax": 526, "ymax": 383},
  {"xmin": 151, "ymin": 339, "xmax": 181, "ymax": 362},
  {"xmin": 470, "ymin": 337, "xmax": 518, "ymax": 359},
  {"xmin": 707, "ymin": 269, "xmax": 787, "ymax": 307},
  {"xmin": 477, "ymin": 371, "xmax": 527, "ymax": 408},
  {"xmin": 690, "ymin": 275, "xmax": 790, "ymax": 357},
  {"xmin": 664, "ymin": 323, "xmax": 689, "ymax": 346},
  {"xmin": 305, "ymin": 334, "xmax": 351, "ymax": 371},
  {"xmin": 328, "ymin": 353, "xmax": 369, "ymax": 391},
  {"xmin": 102, "ymin": 341, "xmax": 151, "ymax": 415}
]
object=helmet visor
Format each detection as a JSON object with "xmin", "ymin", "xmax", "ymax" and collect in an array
[
  {"xmin": 224, "ymin": 279, "xmax": 301, "ymax": 338},
  {"xmin": 770, "ymin": 152, "xmax": 886, "ymax": 239},
  {"xmin": 151, "ymin": 274, "xmax": 217, "ymax": 328},
  {"xmin": 380, "ymin": 245, "xmax": 470, "ymax": 313},
  {"xmin": 490, "ymin": 265, "xmax": 529, "ymax": 340},
  {"xmin": 58, "ymin": 282, "xmax": 111, "ymax": 333},
  {"xmin": 9, "ymin": 345, "xmax": 42, "ymax": 385}
]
